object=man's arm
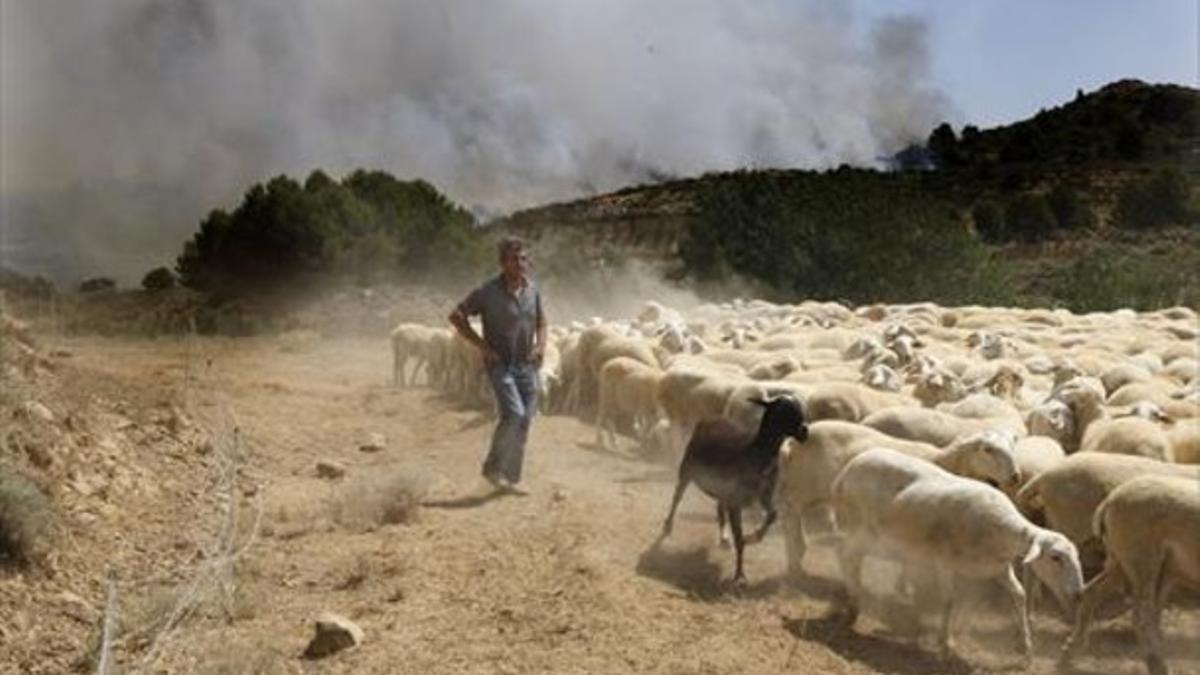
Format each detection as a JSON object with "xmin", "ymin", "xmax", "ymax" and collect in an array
[
  {"xmin": 533, "ymin": 294, "xmax": 547, "ymax": 364},
  {"xmin": 448, "ymin": 302, "xmax": 497, "ymax": 364}
]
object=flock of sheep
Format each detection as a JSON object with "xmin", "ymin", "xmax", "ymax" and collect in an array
[{"xmin": 390, "ymin": 298, "xmax": 1199, "ymax": 674}]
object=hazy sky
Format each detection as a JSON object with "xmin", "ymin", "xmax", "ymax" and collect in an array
[
  {"xmin": 862, "ymin": 0, "xmax": 1197, "ymax": 127},
  {"xmin": 1, "ymin": 0, "xmax": 1195, "ymax": 284}
]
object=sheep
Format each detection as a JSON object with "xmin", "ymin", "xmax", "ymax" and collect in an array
[
  {"xmin": 804, "ymin": 382, "xmax": 916, "ymax": 422},
  {"xmin": 1168, "ymin": 421, "xmax": 1200, "ymax": 464},
  {"xmin": 1101, "ymin": 362, "xmax": 1154, "ymax": 397},
  {"xmin": 659, "ymin": 395, "xmax": 809, "ymax": 584},
  {"xmin": 1061, "ymin": 474, "xmax": 1200, "ymax": 675},
  {"xmin": 861, "ymin": 364, "xmax": 903, "ymax": 392},
  {"xmin": 910, "ymin": 365, "xmax": 968, "ymax": 407},
  {"xmin": 746, "ymin": 355, "xmax": 800, "ymax": 381},
  {"xmin": 567, "ymin": 325, "xmax": 658, "ymax": 414},
  {"xmin": 831, "ymin": 448, "xmax": 1083, "ymax": 661},
  {"xmin": 594, "ymin": 357, "xmax": 664, "ymax": 449},
  {"xmin": 1079, "ymin": 413, "xmax": 1174, "ymax": 462},
  {"xmin": 1015, "ymin": 453, "xmax": 1200, "ymax": 570},
  {"xmin": 1163, "ymin": 357, "xmax": 1198, "ymax": 385},
  {"xmin": 1026, "ymin": 398, "xmax": 1075, "ymax": 450},
  {"xmin": 536, "ymin": 341, "xmax": 563, "ymax": 413},
  {"xmin": 861, "ymin": 404, "xmax": 1024, "ymax": 449},
  {"xmin": 720, "ymin": 380, "xmax": 812, "ymax": 433},
  {"xmin": 1055, "ymin": 376, "xmax": 1137, "ymax": 453},
  {"xmin": 937, "ymin": 392, "xmax": 1025, "ymax": 428},
  {"xmin": 778, "ymin": 421, "xmax": 1020, "ymax": 575},
  {"xmin": 1010, "ymin": 435, "xmax": 1066, "ymax": 491},
  {"xmin": 390, "ymin": 322, "xmax": 436, "ymax": 387}
]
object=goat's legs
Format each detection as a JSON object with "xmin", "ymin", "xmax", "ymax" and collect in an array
[
  {"xmin": 661, "ymin": 471, "xmax": 690, "ymax": 539},
  {"xmin": 747, "ymin": 491, "xmax": 777, "ymax": 544},
  {"xmin": 728, "ymin": 507, "xmax": 747, "ymax": 584},
  {"xmin": 717, "ymin": 506, "xmax": 731, "ymax": 548}
]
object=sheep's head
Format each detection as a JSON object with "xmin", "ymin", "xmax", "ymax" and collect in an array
[
  {"xmin": 985, "ymin": 365, "xmax": 1025, "ymax": 400},
  {"xmin": 751, "ymin": 395, "xmax": 808, "ymax": 442},
  {"xmin": 1023, "ymin": 531, "xmax": 1084, "ymax": 614},
  {"xmin": 1054, "ymin": 378, "xmax": 1105, "ymax": 417},
  {"xmin": 913, "ymin": 369, "xmax": 966, "ymax": 407},
  {"xmin": 843, "ymin": 336, "xmax": 884, "ymax": 360},
  {"xmin": 656, "ymin": 324, "xmax": 688, "ymax": 354},
  {"xmin": 1026, "ymin": 400, "xmax": 1075, "ymax": 448},
  {"xmin": 961, "ymin": 429, "xmax": 1021, "ymax": 490},
  {"xmin": 862, "ymin": 364, "xmax": 902, "ymax": 392}
]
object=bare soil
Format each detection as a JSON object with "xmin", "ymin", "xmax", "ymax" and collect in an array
[{"xmin": 3, "ymin": 332, "xmax": 1198, "ymax": 674}]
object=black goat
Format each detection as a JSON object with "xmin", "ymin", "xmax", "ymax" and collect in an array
[{"xmin": 659, "ymin": 395, "xmax": 808, "ymax": 584}]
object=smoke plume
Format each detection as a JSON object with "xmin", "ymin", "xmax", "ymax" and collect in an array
[{"xmin": 0, "ymin": 0, "xmax": 950, "ymax": 284}]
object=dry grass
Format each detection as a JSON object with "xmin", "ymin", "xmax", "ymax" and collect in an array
[
  {"xmin": 330, "ymin": 465, "xmax": 431, "ymax": 531},
  {"xmin": 276, "ymin": 329, "xmax": 322, "ymax": 354}
]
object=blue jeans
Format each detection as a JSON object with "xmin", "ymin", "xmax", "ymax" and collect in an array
[{"xmin": 483, "ymin": 362, "xmax": 539, "ymax": 484}]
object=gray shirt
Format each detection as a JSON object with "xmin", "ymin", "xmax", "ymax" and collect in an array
[{"xmin": 458, "ymin": 275, "xmax": 543, "ymax": 365}]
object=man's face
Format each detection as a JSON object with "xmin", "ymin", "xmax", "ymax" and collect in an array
[{"xmin": 501, "ymin": 248, "xmax": 530, "ymax": 280}]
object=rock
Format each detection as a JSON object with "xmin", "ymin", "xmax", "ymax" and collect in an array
[
  {"xmin": 359, "ymin": 433, "xmax": 386, "ymax": 453},
  {"xmin": 316, "ymin": 460, "xmax": 347, "ymax": 479},
  {"xmin": 164, "ymin": 405, "xmax": 190, "ymax": 435},
  {"xmin": 20, "ymin": 401, "xmax": 54, "ymax": 423},
  {"xmin": 303, "ymin": 612, "xmax": 363, "ymax": 659}
]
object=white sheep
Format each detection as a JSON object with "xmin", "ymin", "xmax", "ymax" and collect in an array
[
  {"xmin": 831, "ymin": 447, "xmax": 1083, "ymax": 661},
  {"xmin": 1015, "ymin": 453, "xmax": 1200, "ymax": 569},
  {"xmin": 861, "ymin": 364, "xmax": 903, "ymax": 392},
  {"xmin": 1168, "ymin": 421, "xmax": 1200, "ymax": 464},
  {"xmin": 390, "ymin": 322, "xmax": 436, "ymax": 387},
  {"xmin": 778, "ymin": 421, "xmax": 1020, "ymax": 575},
  {"xmin": 804, "ymin": 382, "xmax": 916, "ymax": 422},
  {"xmin": 1025, "ymin": 398, "xmax": 1075, "ymax": 450},
  {"xmin": 1061, "ymin": 474, "xmax": 1200, "ymax": 675},
  {"xmin": 594, "ymin": 356, "xmax": 664, "ymax": 449},
  {"xmin": 861, "ymin": 405, "xmax": 1024, "ymax": 449},
  {"xmin": 1079, "ymin": 412, "xmax": 1174, "ymax": 462},
  {"xmin": 1013, "ymin": 433, "xmax": 1065, "ymax": 477}
]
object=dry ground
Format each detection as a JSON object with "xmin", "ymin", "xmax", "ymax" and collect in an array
[{"xmin": 4, "ymin": 333, "xmax": 1198, "ymax": 674}]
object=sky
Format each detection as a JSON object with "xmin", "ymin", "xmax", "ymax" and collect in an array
[
  {"xmin": 864, "ymin": 0, "xmax": 1197, "ymax": 127},
  {"xmin": 1, "ymin": 0, "xmax": 1196, "ymax": 285}
]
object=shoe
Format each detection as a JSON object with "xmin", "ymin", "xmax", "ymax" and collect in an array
[
  {"xmin": 502, "ymin": 482, "xmax": 529, "ymax": 496},
  {"xmin": 484, "ymin": 472, "xmax": 508, "ymax": 490}
]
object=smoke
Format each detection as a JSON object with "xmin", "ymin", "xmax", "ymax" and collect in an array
[{"xmin": 0, "ymin": 0, "xmax": 951, "ymax": 285}]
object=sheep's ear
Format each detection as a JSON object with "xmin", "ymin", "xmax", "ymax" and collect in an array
[
  {"xmin": 1021, "ymin": 539, "xmax": 1042, "ymax": 566},
  {"xmin": 749, "ymin": 397, "xmax": 769, "ymax": 408}
]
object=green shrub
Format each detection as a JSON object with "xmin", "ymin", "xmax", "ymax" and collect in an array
[
  {"xmin": 141, "ymin": 266, "xmax": 177, "ymax": 291},
  {"xmin": 176, "ymin": 169, "xmax": 483, "ymax": 299},
  {"xmin": 1046, "ymin": 185, "xmax": 1097, "ymax": 231},
  {"xmin": 0, "ymin": 466, "xmax": 54, "ymax": 566},
  {"xmin": 1114, "ymin": 169, "xmax": 1193, "ymax": 230},
  {"xmin": 682, "ymin": 169, "xmax": 1019, "ymax": 306},
  {"xmin": 1004, "ymin": 193, "xmax": 1057, "ymax": 242},
  {"xmin": 971, "ymin": 201, "xmax": 1004, "ymax": 243},
  {"xmin": 1049, "ymin": 248, "xmax": 1193, "ymax": 312}
]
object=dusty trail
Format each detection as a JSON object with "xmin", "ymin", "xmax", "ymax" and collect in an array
[{"xmin": 22, "ymin": 334, "xmax": 1199, "ymax": 674}]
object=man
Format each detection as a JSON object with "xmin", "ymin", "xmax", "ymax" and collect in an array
[{"xmin": 448, "ymin": 236, "xmax": 546, "ymax": 493}]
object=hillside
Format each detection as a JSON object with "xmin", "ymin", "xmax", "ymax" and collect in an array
[{"xmin": 496, "ymin": 80, "xmax": 1199, "ymax": 308}]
